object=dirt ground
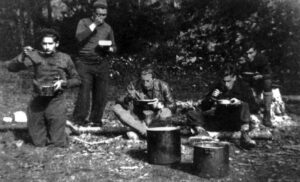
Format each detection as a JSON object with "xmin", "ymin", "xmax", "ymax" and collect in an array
[{"xmin": 0, "ymin": 103, "xmax": 299, "ymax": 182}]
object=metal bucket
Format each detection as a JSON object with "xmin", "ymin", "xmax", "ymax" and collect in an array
[
  {"xmin": 193, "ymin": 141, "xmax": 230, "ymax": 178},
  {"xmin": 147, "ymin": 126, "xmax": 181, "ymax": 165}
]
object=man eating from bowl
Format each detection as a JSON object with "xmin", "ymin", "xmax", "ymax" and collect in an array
[
  {"xmin": 112, "ymin": 64, "xmax": 176, "ymax": 139},
  {"xmin": 240, "ymin": 42, "xmax": 273, "ymax": 127},
  {"xmin": 73, "ymin": 0, "xmax": 117, "ymax": 127},
  {"xmin": 187, "ymin": 64, "xmax": 258, "ymax": 148},
  {"xmin": 5, "ymin": 28, "xmax": 81, "ymax": 147}
]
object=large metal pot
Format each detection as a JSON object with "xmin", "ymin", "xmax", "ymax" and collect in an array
[
  {"xmin": 193, "ymin": 141, "xmax": 230, "ymax": 178},
  {"xmin": 147, "ymin": 126, "xmax": 181, "ymax": 165}
]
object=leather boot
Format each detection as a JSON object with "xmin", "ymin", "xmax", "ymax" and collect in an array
[
  {"xmin": 240, "ymin": 124, "xmax": 256, "ymax": 149},
  {"xmin": 263, "ymin": 92, "xmax": 273, "ymax": 127}
]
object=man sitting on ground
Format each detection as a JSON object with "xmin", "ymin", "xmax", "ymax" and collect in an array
[
  {"xmin": 187, "ymin": 64, "xmax": 258, "ymax": 148},
  {"xmin": 113, "ymin": 65, "xmax": 176, "ymax": 139}
]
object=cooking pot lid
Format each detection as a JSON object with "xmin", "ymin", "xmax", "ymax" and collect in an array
[
  {"xmin": 147, "ymin": 126, "xmax": 180, "ymax": 131},
  {"xmin": 194, "ymin": 141, "xmax": 230, "ymax": 149}
]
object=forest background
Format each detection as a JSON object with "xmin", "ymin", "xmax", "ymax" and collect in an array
[{"xmin": 0, "ymin": 0, "xmax": 300, "ymax": 97}]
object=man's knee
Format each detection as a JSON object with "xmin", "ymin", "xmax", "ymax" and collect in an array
[
  {"xmin": 158, "ymin": 108, "xmax": 172, "ymax": 120},
  {"xmin": 112, "ymin": 104, "xmax": 126, "ymax": 115},
  {"xmin": 187, "ymin": 109, "xmax": 205, "ymax": 126},
  {"xmin": 240, "ymin": 102, "xmax": 251, "ymax": 123}
]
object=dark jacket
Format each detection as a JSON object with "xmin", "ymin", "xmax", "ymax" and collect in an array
[
  {"xmin": 76, "ymin": 18, "xmax": 117, "ymax": 60},
  {"xmin": 241, "ymin": 53, "xmax": 272, "ymax": 79},
  {"xmin": 201, "ymin": 78, "xmax": 258, "ymax": 113},
  {"xmin": 6, "ymin": 50, "xmax": 81, "ymax": 95},
  {"xmin": 118, "ymin": 78, "xmax": 176, "ymax": 111}
]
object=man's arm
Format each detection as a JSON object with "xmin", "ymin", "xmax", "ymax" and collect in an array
[
  {"xmin": 161, "ymin": 82, "xmax": 176, "ymax": 110},
  {"xmin": 6, "ymin": 49, "xmax": 34, "ymax": 72},
  {"xmin": 63, "ymin": 56, "xmax": 81, "ymax": 88},
  {"xmin": 200, "ymin": 85, "xmax": 220, "ymax": 111},
  {"xmin": 75, "ymin": 19, "xmax": 96, "ymax": 43},
  {"xmin": 255, "ymin": 54, "xmax": 272, "ymax": 79},
  {"xmin": 108, "ymin": 28, "xmax": 117, "ymax": 53}
]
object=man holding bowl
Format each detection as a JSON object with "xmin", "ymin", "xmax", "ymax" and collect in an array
[
  {"xmin": 187, "ymin": 64, "xmax": 258, "ymax": 148},
  {"xmin": 73, "ymin": 0, "xmax": 117, "ymax": 127},
  {"xmin": 6, "ymin": 28, "xmax": 81, "ymax": 147},
  {"xmin": 112, "ymin": 65, "xmax": 176, "ymax": 139}
]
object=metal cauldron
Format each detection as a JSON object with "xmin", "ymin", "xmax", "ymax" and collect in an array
[
  {"xmin": 193, "ymin": 141, "xmax": 230, "ymax": 178},
  {"xmin": 147, "ymin": 126, "xmax": 181, "ymax": 165}
]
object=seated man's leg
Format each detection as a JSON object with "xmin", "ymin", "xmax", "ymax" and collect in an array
[
  {"xmin": 158, "ymin": 108, "xmax": 172, "ymax": 120},
  {"xmin": 113, "ymin": 104, "xmax": 147, "ymax": 136},
  {"xmin": 186, "ymin": 109, "xmax": 209, "ymax": 135},
  {"xmin": 235, "ymin": 102, "xmax": 256, "ymax": 148},
  {"xmin": 217, "ymin": 102, "xmax": 251, "ymax": 131},
  {"xmin": 186, "ymin": 109, "xmax": 205, "ymax": 127},
  {"xmin": 263, "ymin": 78, "xmax": 273, "ymax": 127}
]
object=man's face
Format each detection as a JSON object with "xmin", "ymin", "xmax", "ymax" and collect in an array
[
  {"xmin": 41, "ymin": 37, "xmax": 58, "ymax": 54},
  {"xmin": 94, "ymin": 8, "xmax": 107, "ymax": 24},
  {"xmin": 247, "ymin": 48, "xmax": 257, "ymax": 62},
  {"xmin": 223, "ymin": 75, "xmax": 236, "ymax": 90},
  {"xmin": 141, "ymin": 73, "xmax": 154, "ymax": 90}
]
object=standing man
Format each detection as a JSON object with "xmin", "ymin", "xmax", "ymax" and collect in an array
[
  {"xmin": 113, "ymin": 65, "xmax": 176, "ymax": 138},
  {"xmin": 6, "ymin": 28, "xmax": 81, "ymax": 147},
  {"xmin": 241, "ymin": 42, "xmax": 273, "ymax": 127},
  {"xmin": 73, "ymin": 0, "xmax": 117, "ymax": 126}
]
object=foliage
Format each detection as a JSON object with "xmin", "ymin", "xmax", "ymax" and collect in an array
[
  {"xmin": 0, "ymin": 0, "xmax": 300, "ymax": 85},
  {"xmin": 174, "ymin": 0, "xmax": 300, "ymax": 76}
]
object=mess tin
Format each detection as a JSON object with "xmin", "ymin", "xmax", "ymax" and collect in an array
[
  {"xmin": 217, "ymin": 99, "xmax": 232, "ymax": 105},
  {"xmin": 40, "ymin": 85, "xmax": 55, "ymax": 96},
  {"xmin": 98, "ymin": 40, "xmax": 112, "ymax": 46}
]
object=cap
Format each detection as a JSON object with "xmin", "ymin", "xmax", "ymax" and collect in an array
[{"xmin": 93, "ymin": 0, "xmax": 107, "ymax": 8}]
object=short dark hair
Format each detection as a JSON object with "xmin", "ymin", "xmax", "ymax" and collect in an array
[
  {"xmin": 93, "ymin": 0, "xmax": 107, "ymax": 9},
  {"xmin": 140, "ymin": 64, "xmax": 156, "ymax": 78},
  {"xmin": 245, "ymin": 41, "xmax": 257, "ymax": 51},
  {"xmin": 221, "ymin": 63, "xmax": 237, "ymax": 77},
  {"xmin": 38, "ymin": 28, "xmax": 60, "ymax": 43}
]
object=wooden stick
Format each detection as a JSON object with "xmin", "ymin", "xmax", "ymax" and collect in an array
[
  {"xmin": 71, "ymin": 135, "xmax": 122, "ymax": 145},
  {"xmin": 208, "ymin": 129, "xmax": 273, "ymax": 140},
  {"xmin": 282, "ymin": 95, "xmax": 300, "ymax": 103},
  {"xmin": 0, "ymin": 123, "xmax": 27, "ymax": 130}
]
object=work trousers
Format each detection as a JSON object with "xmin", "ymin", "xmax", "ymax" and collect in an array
[
  {"xmin": 27, "ymin": 94, "xmax": 68, "ymax": 147},
  {"xmin": 73, "ymin": 61, "xmax": 109, "ymax": 125},
  {"xmin": 187, "ymin": 102, "xmax": 251, "ymax": 131},
  {"xmin": 250, "ymin": 78, "xmax": 272, "ymax": 94}
]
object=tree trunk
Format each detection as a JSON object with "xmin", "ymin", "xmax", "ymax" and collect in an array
[
  {"xmin": 47, "ymin": 0, "xmax": 52, "ymax": 24},
  {"xmin": 16, "ymin": 8, "xmax": 25, "ymax": 48}
]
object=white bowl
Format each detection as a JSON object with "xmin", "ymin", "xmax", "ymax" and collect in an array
[
  {"xmin": 218, "ymin": 99, "xmax": 231, "ymax": 105},
  {"xmin": 98, "ymin": 40, "xmax": 112, "ymax": 46}
]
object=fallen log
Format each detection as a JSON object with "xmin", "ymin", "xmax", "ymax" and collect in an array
[
  {"xmin": 66, "ymin": 120, "xmax": 130, "ymax": 134},
  {"xmin": 0, "ymin": 123, "xmax": 27, "ymax": 130},
  {"xmin": 207, "ymin": 129, "xmax": 273, "ymax": 140},
  {"xmin": 282, "ymin": 95, "xmax": 300, "ymax": 103},
  {"xmin": 71, "ymin": 135, "xmax": 123, "ymax": 145}
]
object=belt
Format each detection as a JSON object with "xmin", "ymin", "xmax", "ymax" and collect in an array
[{"xmin": 77, "ymin": 56, "xmax": 105, "ymax": 64}]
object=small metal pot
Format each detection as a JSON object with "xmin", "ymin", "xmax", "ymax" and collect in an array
[
  {"xmin": 193, "ymin": 141, "xmax": 230, "ymax": 178},
  {"xmin": 40, "ymin": 85, "xmax": 55, "ymax": 97},
  {"xmin": 147, "ymin": 126, "xmax": 181, "ymax": 165}
]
